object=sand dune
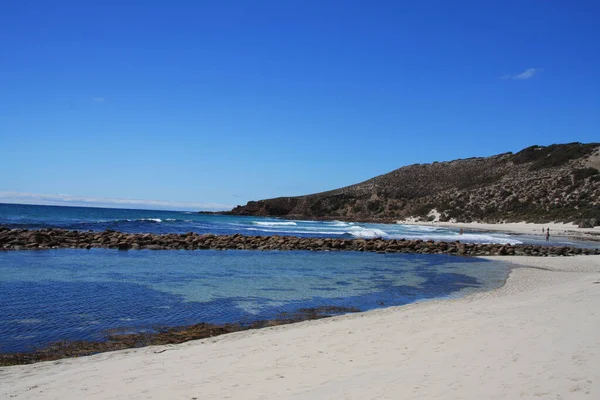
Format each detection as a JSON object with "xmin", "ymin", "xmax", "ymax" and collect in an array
[{"xmin": 2, "ymin": 256, "xmax": 599, "ymax": 399}]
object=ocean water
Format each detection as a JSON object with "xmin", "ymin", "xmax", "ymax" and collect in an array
[
  {"xmin": 1, "ymin": 203, "xmax": 597, "ymax": 247},
  {"xmin": 0, "ymin": 203, "xmax": 594, "ymax": 354},
  {"xmin": 0, "ymin": 203, "xmax": 527, "ymax": 244},
  {"xmin": 0, "ymin": 249, "xmax": 511, "ymax": 353}
]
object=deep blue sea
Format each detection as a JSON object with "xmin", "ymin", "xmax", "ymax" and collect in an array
[
  {"xmin": 1, "ymin": 202, "xmax": 588, "ymax": 245},
  {"xmin": 0, "ymin": 203, "xmax": 593, "ymax": 354}
]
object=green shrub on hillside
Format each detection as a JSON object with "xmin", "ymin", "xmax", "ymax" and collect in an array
[
  {"xmin": 572, "ymin": 167, "xmax": 600, "ymax": 184},
  {"xmin": 512, "ymin": 142, "xmax": 599, "ymax": 171}
]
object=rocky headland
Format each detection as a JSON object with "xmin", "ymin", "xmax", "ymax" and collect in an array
[{"xmin": 227, "ymin": 142, "xmax": 600, "ymax": 225}]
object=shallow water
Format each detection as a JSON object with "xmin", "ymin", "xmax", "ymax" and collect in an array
[{"xmin": 0, "ymin": 249, "xmax": 511, "ymax": 353}]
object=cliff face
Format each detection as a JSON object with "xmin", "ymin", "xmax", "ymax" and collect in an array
[{"xmin": 228, "ymin": 143, "xmax": 600, "ymax": 224}]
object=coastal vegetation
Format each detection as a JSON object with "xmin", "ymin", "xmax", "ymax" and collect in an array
[{"xmin": 228, "ymin": 143, "xmax": 600, "ymax": 225}]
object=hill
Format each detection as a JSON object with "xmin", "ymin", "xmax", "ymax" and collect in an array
[{"xmin": 227, "ymin": 143, "xmax": 600, "ymax": 225}]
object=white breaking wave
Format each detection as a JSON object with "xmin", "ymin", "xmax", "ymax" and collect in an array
[
  {"xmin": 253, "ymin": 221, "xmax": 298, "ymax": 227},
  {"xmin": 345, "ymin": 226, "xmax": 388, "ymax": 238},
  {"xmin": 91, "ymin": 218, "xmax": 163, "ymax": 223},
  {"xmin": 391, "ymin": 224, "xmax": 522, "ymax": 244},
  {"xmin": 390, "ymin": 233, "xmax": 522, "ymax": 245},
  {"xmin": 330, "ymin": 220, "xmax": 353, "ymax": 227},
  {"xmin": 246, "ymin": 228, "xmax": 343, "ymax": 235},
  {"xmin": 138, "ymin": 218, "xmax": 162, "ymax": 223}
]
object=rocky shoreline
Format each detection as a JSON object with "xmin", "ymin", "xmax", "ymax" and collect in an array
[{"xmin": 1, "ymin": 227, "xmax": 598, "ymax": 256}]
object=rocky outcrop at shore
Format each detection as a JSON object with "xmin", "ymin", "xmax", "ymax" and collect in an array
[{"xmin": 1, "ymin": 227, "xmax": 598, "ymax": 256}]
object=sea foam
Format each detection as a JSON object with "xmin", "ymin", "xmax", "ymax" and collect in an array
[
  {"xmin": 345, "ymin": 226, "xmax": 388, "ymax": 238},
  {"xmin": 253, "ymin": 221, "xmax": 298, "ymax": 227}
]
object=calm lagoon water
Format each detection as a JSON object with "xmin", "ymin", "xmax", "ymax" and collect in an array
[{"xmin": 0, "ymin": 249, "xmax": 511, "ymax": 353}]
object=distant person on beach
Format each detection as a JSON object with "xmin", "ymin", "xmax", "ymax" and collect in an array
[
  {"xmin": 459, "ymin": 228, "xmax": 464, "ymax": 235},
  {"xmin": 546, "ymin": 228, "xmax": 550, "ymax": 241}
]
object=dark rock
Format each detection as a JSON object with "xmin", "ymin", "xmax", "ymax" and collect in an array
[{"xmin": 0, "ymin": 226, "xmax": 597, "ymax": 258}]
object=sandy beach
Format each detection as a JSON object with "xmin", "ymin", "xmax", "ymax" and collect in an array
[
  {"xmin": 397, "ymin": 219, "xmax": 600, "ymax": 242},
  {"xmin": 1, "ymin": 255, "xmax": 599, "ymax": 399}
]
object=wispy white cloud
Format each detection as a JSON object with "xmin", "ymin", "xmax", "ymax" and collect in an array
[
  {"xmin": 501, "ymin": 68, "xmax": 540, "ymax": 80},
  {"xmin": 0, "ymin": 191, "xmax": 233, "ymax": 212},
  {"xmin": 93, "ymin": 97, "xmax": 105, "ymax": 103},
  {"xmin": 514, "ymin": 68, "xmax": 538, "ymax": 79}
]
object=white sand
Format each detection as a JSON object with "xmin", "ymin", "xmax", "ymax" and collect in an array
[
  {"xmin": 397, "ymin": 219, "xmax": 600, "ymax": 240},
  {"xmin": 2, "ymin": 256, "xmax": 600, "ymax": 399}
]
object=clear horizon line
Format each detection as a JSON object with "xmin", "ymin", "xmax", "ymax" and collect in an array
[{"xmin": 0, "ymin": 191, "xmax": 234, "ymax": 212}]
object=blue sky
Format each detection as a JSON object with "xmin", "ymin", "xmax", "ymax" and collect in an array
[{"xmin": 1, "ymin": 1, "xmax": 599, "ymax": 210}]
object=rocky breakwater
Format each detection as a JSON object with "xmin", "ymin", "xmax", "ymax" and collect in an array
[{"xmin": 1, "ymin": 227, "xmax": 599, "ymax": 256}]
